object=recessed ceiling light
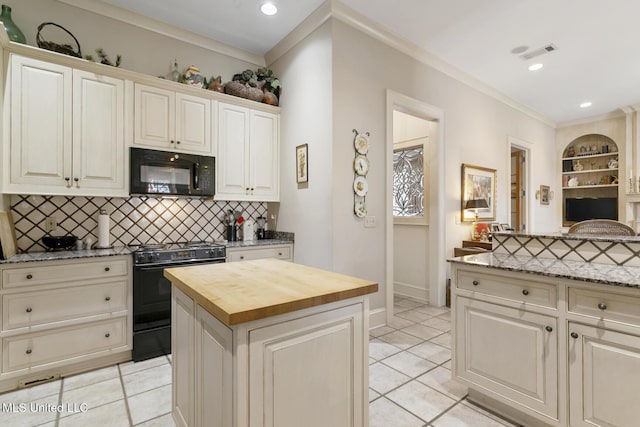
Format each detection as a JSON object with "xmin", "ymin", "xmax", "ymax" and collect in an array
[
  {"xmin": 260, "ymin": 2, "xmax": 278, "ymax": 15},
  {"xmin": 528, "ymin": 63, "xmax": 543, "ymax": 71},
  {"xmin": 580, "ymin": 102, "xmax": 593, "ymax": 108}
]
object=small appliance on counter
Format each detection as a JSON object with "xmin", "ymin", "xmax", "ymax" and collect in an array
[{"xmin": 256, "ymin": 216, "xmax": 266, "ymax": 240}]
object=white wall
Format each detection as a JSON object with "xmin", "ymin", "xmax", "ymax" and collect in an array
[
  {"xmin": 4, "ymin": 0, "xmax": 259, "ymax": 82},
  {"xmin": 268, "ymin": 21, "xmax": 334, "ymax": 269},
  {"xmin": 330, "ymin": 20, "xmax": 557, "ymax": 309}
]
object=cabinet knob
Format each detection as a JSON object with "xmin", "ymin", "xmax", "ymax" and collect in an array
[
  {"xmin": 472, "ymin": 280, "xmax": 479, "ymax": 286},
  {"xmin": 545, "ymin": 326, "xmax": 553, "ymax": 332},
  {"xmin": 597, "ymin": 303, "xmax": 607, "ymax": 310},
  {"xmin": 105, "ymin": 296, "xmax": 111, "ymax": 302},
  {"xmin": 522, "ymin": 289, "xmax": 529, "ymax": 296},
  {"xmin": 26, "ymin": 349, "xmax": 32, "ymax": 355},
  {"xmin": 170, "ymin": 140, "xmax": 175, "ymax": 144},
  {"xmin": 176, "ymin": 140, "xmax": 181, "ymax": 145},
  {"xmin": 278, "ymin": 252, "xmax": 282, "ymax": 256},
  {"xmin": 104, "ymin": 267, "xmax": 110, "ymax": 272},
  {"xmin": 571, "ymin": 332, "xmax": 579, "ymax": 339},
  {"xmin": 26, "ymin": 307, "xmax": 32, "ymax": 313},
  {"xmin": 105, "ymin": 333, "xmax": 110, "ymax": 338},
  {"xmin": 26, "ymin": 274, "xmax": 33, "ymax": 280},
  {"xmin": 240, "ymin": 256, "xmax": 244, "ymax": 260},
  {"xmin": 73, "ymin": 177, "xmax": 80, "ymax": 188},
  {"xmin": 64, "ymin": 177, "xmax": 71, "ymax": 187}
]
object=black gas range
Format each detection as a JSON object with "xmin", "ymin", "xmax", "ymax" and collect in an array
[{"xmin": 131, "ymin": 241, "xmax": 226, "ymax": 362}]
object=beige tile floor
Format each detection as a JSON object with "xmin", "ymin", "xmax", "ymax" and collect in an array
[{"xmin": 0, "ymin": 296, "xmax": 519, "ymax": 426}]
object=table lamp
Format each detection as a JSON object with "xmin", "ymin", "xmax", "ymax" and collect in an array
[
  {"xmin": 465, "ymin": 198, "xmax": 489, "ymax": 241},
  {"xmin": 465, "ymin": 198, "xmax": 489, "ymax": 220}
]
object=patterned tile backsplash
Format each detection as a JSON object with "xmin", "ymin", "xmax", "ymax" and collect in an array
[{"xmin": 11, "ymin": 195, "xmax": 267, "ymax": 253}]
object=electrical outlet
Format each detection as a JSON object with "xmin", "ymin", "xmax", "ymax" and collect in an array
[
  {"xmin": 364, "ymin": 216, "xmax": 376, "ymax": 228},
  {"xmin": 44, "ymin": 217, "xmax": 57, "ymax": 232}
]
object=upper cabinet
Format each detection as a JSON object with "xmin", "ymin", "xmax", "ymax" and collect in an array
[
  {"xmin": 216, "ymin": 102, "xmax": 279, "ymax": 201},
  {"xmin": 134, "ymin": 83, "xmax": 211, "ymax": 155},
  {"xmin": 4, "ymin": 55, "xmax": 127, "ymax": 197}
]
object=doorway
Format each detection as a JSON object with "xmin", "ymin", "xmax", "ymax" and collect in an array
[
  {"xmin": 508, "ymin": 136, "xmax": 531, "ymax": 231},
  {"xmin": 385, "ymin": 90, "xmax": 446, "ymax": 324}
]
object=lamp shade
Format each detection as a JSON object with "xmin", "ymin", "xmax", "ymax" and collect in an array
[{"xmin": 465, "ymin": 198, "xmax": 489, "ymax": 210}]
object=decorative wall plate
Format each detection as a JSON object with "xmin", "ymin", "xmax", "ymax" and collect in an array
[
  {"xmin": 354, "ymin": 133, "xmax": 369, "ymax": 154},
  {"xmin": 353, "ymin": 155, "xmax": 370, "ymax": 176},
  {"xmin": 353, "ymin": 176, "xmax": 368, "ymax": 196},
  {"xmin": 354, "ymin": 197, "xmax": 367, "ymax": 217}
]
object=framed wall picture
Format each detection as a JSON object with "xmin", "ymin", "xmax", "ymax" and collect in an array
[
  {"xmin": 461, "ymin": 164, "xmax": 496, "ymax": 221},
  {"xmin": 540, "ymin": 185, "xmax": 550, "ymax": 205},
  {"xmin": 296, "ymin": 144, "xmax": 308, "ymax": 183}
]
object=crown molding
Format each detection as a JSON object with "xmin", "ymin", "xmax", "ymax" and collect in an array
[
  {"xmin": 266, "ymin": 0, "xmax": 555, "ymax": 128},
  {"xmin": 556, "ymin": 109, "xmax": 626, "ymax": 128},
  {"xmin": 56, "ymin": 0, "xmax": 265, "ymax": 66}
]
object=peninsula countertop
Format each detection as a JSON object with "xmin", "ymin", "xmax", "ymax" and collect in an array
[
  {"xmin": 164, "ymin": 258, "xmax": 379, "ymax": 326},
  {"xmin": 449, "ymin": 252, "xmax": 640, "ymax": 288}
]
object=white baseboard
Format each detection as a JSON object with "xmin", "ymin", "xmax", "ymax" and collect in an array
[
  {"xmin": 369, "ymin": 307, "xmax": 386, "ymax": 330},
  {"xmin": 394, "ymin": 281, "xmax": 429, "ymax": 302}
]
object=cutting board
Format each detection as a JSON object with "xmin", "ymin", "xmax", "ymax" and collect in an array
[{"xmin": 0, "ymin": 211, "xmax": 18, "ymax": 259}]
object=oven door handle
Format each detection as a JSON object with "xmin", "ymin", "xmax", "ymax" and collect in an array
[{"xmin": 135, "ymin": 259, "xmax": 225, "ymax": 270}]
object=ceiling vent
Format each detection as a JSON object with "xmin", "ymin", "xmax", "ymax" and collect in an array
[{"xmin": 520, "ymin": 44, "xmax": 558, "ymax": 60}]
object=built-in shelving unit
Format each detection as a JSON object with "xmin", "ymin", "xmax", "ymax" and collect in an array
[{"xmin": 561, "ymin": 134, "xmax": 619, "ymax": 226}]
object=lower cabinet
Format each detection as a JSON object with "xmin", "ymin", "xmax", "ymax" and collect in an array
[
  {"xmin": 452, "ymin": 263, "xmax": 640, "ymax": 427},
  {"xmin": 226, "ymin": 243, "xmax": 293, "ymax": 262},
  {"xmin": 568, "ymin": 323, "xmax": 640, "ymax": 427},
  {"xmin": 0, "ymin": 256, "xmax": 132, "ymax": 392},
  {"xmin": 455, "ymin": 297, "xmax": 557, "ymax": 419},
  {"xmin": 171, "ymin": 286, "xmax": 367, "ymax": 427}
]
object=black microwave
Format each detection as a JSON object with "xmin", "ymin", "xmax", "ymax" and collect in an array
[{"xmin": 130, "ymin": 148, "xmax": 215, "ymax": 197}]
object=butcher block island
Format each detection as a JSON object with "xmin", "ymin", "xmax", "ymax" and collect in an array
[{"xmin": 164, "ymin": 259, "xmax": 378, "ymax": 427}]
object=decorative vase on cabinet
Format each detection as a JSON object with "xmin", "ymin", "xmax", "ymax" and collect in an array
[{"xmin": 0, "ymin": 5, "xmax": 26, "ymax": 44}]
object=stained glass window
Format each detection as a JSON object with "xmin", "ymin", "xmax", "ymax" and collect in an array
[{"xmin": 393, "ymin": 146, "xmax": 424, "ymax": 217}]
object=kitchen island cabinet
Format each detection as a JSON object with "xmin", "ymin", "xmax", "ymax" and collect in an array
[
  {"xmin": 165, "ymin": 259, "xmax": 377, "ymax": 427},
  {"xmin": 450, "ymin": 250, "xmax": 640, "ymax": 427}
]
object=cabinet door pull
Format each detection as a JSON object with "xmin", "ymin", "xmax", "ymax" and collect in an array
[
  {"xmin": 105, "ymin": 333, "xmax": 110, "ymax": 338},
  {"xmin": 105, "ymin": 296, "xmax": 111, "ymax": 302},
  {"xmin": 522, "ymin": 289, "xmax": 529, "ymax": 296},
  {"xmin": 65, "ymin": 177, "xmax": 71, "ymax": 187},
  {"xmin": 26, "ymin": 349, "xmax": 32, "ymax": 354},
  {"xmin": 26, "ymin": 307, "xmax": 32, "ymax": 313},
  {"xmin": 26, "ymin": 274, "xmax": 33, "ymax": 280},
  {"xmin": 597, "ymin": 303, "xmax": 607, "ymax": 310},
  {"xmin": 74, "ymin": 177, "xmax": 79, "ymax": 188},
  {"xmin": 472, "ymin": 280, "xmax": 479, "ymax": 286},
  {"xmin": 571, "ymin": 332, "xmax": 579, "ymax": 339},
  {"xmin": 104, "ymin": 267, "xmax": 111, "ymax": 272},
  {"xmin": 545, "ymin": 326, "xmax": 553, "ymax": 332}
]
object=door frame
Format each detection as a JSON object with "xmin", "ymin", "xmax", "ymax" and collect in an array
[
  {"xmin": 385, "ymin": 90, "xmax": 446, "ymax": 321},
  {"xmin": 508, "ymin": 135, "xmax": 533, "ymax": 231}
]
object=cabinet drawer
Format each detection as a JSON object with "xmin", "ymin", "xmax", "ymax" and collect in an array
[
  {"xmin": 227, "ymin": 245, "xmax": 291, "ymax": 262},
  {"xmin": 2, "ymin": 258, "xmax": 128, "ymax": 289},
  {"xmin": 2, "ymin": 317, "xmax": 127, "ymax": 372},
  {"xmin": 568, "ymin": 287, "xmax": 640, "ymax": 325},
  {"xmin": 457, "ymin": 270, "xmax": 557, "ymax": 308},
  {"xmin": 3, "ymin": 280, "xmax": 127, "ymax": 330}
]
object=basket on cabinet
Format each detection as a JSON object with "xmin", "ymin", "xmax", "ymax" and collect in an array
[{"xmin": 36, "ymin": 22, "xmax": 82, "ymax": 58}]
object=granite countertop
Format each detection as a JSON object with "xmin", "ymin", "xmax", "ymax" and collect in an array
[
  {"xmin": 449, "ymin": 252, "xmax": 640, "ymax": 288},
  {"xmin": 0, "ymin": 239, "xmax": 294, "ymax": 264},
  {"xmin": 164, "ymin": 258, "xmax": 378, "ymax": 326}
]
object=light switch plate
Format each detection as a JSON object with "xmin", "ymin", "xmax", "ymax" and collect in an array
[{"xmin": 364, "ymin": 216, "xmax": 376, "ymax": 228}]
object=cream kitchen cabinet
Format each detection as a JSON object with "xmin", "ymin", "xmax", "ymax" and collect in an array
[
  {"xmin": 134, "ymin": 83, "xmax": 212, "ymax": 155},
  {"xmin": 216, "ymin": 102, "xmax": 279, "ymax": 201},
  {"xmin": 452, "ymin": 263, "xmax": 640, "ymax": 427},
  {"xmin": 0, "ymin": 255, "xmax": 132, "ymax": 393},
  {"xmin": 4, "ymin": 54, "xmax": 127, "ymax": 196},
  {"xmin": 226, "ymin": 243, "xmax": 293, "ymax": 262}
]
